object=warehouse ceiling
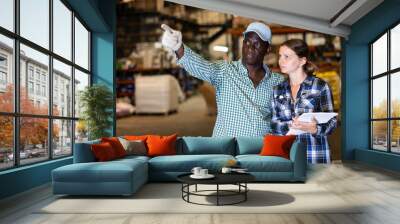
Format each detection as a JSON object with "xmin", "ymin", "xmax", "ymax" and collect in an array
[{"xmin": 166, "ymin": 0, "xmax": 383, "ymax": 38}]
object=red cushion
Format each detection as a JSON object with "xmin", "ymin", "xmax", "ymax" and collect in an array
[
  {"xmin": 260, "ymin": 135, "xmax": 296, "ymax": 159},
  {"xmin": 91, "ymin": 142, "xmax": 117, "ymax": 161},
  {"xmin": 146, "ymin": 134, "xmax": 177, "ymax": 157},
  {"xmin": 101, "ymin": 137, "xmax": 126, "ymax": 158}
]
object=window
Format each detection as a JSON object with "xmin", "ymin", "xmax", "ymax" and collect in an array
[
  {"xmin": 0, "ymin": 71, "xmax": 6, "ymax": 85},
  {"xmin": 36, "ymin": 83, "xmax": 40, "ymax": 95},
  {"xmin": 53, "ymin": 119, "xmax": 72, "ymax": 158},
  {"xmin": 42, "ymin": 85, "xmax": 46, "ymax": 97},
  {"xmin": 0, "ymin": 70, "xmax": 7, "ymax": 93},
  {"xmin": 0, "ymin": 0, "xmax": 14, "ymax": 32},
  {"xmin": 28, "ymin": 81, "xmax": 34, "ymax": 94},
  {"xmin": 35, "ymin": 70, "xmax": 41, "ymax": 81},
  {"xmin": 371, "ymin": 23, "xmax": 400, "ymax": 154},
  {"xmin": 54, "ymin": 92, "xmax": 58, "ymax": 104},
  {"xmin": 0, "ymin": 54, "xmax": 8, "ymax": 87},
  {"xmin": 20, "ymin": 0, "xmax": 49, "ymax": 49},
  {"xmin": 0, "ymin": 34, "xmax": 13, "ymax": 113},
  {"xmin": 0, "ymin": 55, "xmax": 7, "ymax": 67},
  {"xmin": 74, "ymin": 69, "xmax": 89, "ymax": 118},
  {"xmin": 0, "ymin": 116, "xmax": 13, "ymax": 170},
  {"xmin": 53, "ymin": 59, "xmax": 72, "ymax": 117},
  {"xmin": 75, "ymin": 17, "xmax": 90, "ymax": 70},
  {"xmin": 53, "ymin": 0, "xmax": 72, "ymax": 60},
  {"xmin": 28, "ymin": 67, "xmax": 34, "ymax": 80},
  {"xmin": 0, "ymin": 0, "xmax": 91, "ymax": 170},
  {"xmin": 391, "ymin": 24, "xmax": 400, "ymax": 70},
  {"xmin": 20, "ymin": 117, "xmax": 49, "ymax": 165}
]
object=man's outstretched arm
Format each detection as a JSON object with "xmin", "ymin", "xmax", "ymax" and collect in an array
[{"xmin": 161, "ymin": 24, "xmax": 224, "ymax": 86}]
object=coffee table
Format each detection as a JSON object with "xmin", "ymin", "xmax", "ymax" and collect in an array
[{"xmin": 177, "ymin": 172, "xmax": 255, "ymax": 206}]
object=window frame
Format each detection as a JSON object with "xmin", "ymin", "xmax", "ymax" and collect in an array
[
  {"xmin": 370, "ymin": 20, "xmax": 400, "ymax": 154},
  {"xmin": 0, "ymin": 0, "xmax": 92, "ymax": 171}
]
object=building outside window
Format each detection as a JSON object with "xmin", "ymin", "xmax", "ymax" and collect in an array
[
  {"xmin": 54, "ymin": 88, "xmax": 58, "ymax": 102},
  {"xmin": 0, "ymin": 71, "xmax": 7, "ymax": 92}
]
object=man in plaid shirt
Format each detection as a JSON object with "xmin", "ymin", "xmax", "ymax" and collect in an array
[
  {"xmin": 271, "ymin": 75, "xmax": 337, "ymax": 163},
  {"xmin": 161, "ymin": 22, "xmax": 284, "ymax": 137}
]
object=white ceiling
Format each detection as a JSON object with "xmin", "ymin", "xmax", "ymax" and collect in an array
[{"xmin": 166, "ymin": 0, "xmax": 384, "ymax": 38}]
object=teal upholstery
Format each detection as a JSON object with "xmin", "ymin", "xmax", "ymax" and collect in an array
[
  {"xmin": 117, "ymin": 155, "xmax": 150, "ymax": 163},
  {"xmin": 177, "ymin": 137, "xmax": 235, "ymax": 155},
  {"xmin": 236, "ymin": 137, "xmax": 263, "ymax": 155},
  {"xmin": 148, "ymin": 154, "xmax": 235, "ymax": 181},
  {"xmin": 235, "ymin": 140, "xmax": 306, "ymax": 181},
  {"xmin": 289, "ymin": 141, "xmax": 307, "ymax": 181},
  {"xmin": 236, "ymin": 155, "xmax": 293, "ymax": 172},
  {"xmin": 52, "ymin": 158, "xmax": 148, "ymax": 195},
  {"xmin": 149, "ymin": 154, "xmax": 235, "ymax": 172},
  {"xmin": 73, "ymin": 139, "xmax": 100, "ymax": 163},
  {"xmin": 52, "ymin": 136, "xmax": 307, "ymax": 196}
]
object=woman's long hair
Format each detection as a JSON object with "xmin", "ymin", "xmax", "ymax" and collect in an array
[{"xmin": 281, "ymin": 39, "xmax": 317, "ymax": 76}]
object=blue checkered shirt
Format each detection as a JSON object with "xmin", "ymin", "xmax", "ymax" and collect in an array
[
  {"xmin": 271, "ymin": 75, "xmax": 337, "ymax": 163},
  {"xmin": 177, "ymin": 45, "xmax": 285, "ymax": 137}
]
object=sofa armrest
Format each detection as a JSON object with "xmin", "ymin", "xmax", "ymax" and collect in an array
[
  {"xmin": 73, "ymin": 140, "xmax": 100, "ymax": 163},
  {"xmin": 289, "ymin": 141, "xmax": 307, "ymax": 181}
]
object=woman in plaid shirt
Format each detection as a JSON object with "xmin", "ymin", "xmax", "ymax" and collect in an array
[{"xmin": 271, "ymin": 39, "xmax": 337, "ymax": 164}]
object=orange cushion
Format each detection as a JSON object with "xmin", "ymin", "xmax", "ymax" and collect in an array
[
  {"xmin": 260, "ymin": 135, "xmax": 296, "ymax": 159},
  {"xmin": 101, "ymin": 137, "xmax": 127, "ymax": 158},
  {"xmin": 146, "ymin": 134, "xmax": 177, "ymax": 157},
  {"xmin": 91, "ymin": 142, "xmax": 117, "ymax": 161},
  {"xmin": 124, "ymin": 135, "xmax": 148, "ymax": 141}
]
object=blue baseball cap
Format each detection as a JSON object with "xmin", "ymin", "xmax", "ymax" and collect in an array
[{"xmin": 243, "ymin": 22, "xmax": 272, "ymax": 44}]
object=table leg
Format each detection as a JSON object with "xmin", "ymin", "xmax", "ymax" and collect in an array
[
  {"xmin": 181, "ymin": 184, "xmax": 183, "ymax": 199},
  {"xmin": 217, "ymin": 184, "xmax": 219, "ymax": 206},
  {"xmin": 245, "ymin": 183, "xmax": 247, "ymax": 201},
  {"xmin": 187, "ymin": 184, "xmax": 190, "ymax": 202}
]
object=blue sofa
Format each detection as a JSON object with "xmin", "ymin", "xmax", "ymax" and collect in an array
[{"xmin": 52, "ymin": 137, "xmax": 306, "ymax": 196}]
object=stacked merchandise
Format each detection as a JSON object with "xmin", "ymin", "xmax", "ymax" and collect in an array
[
  {"xmin": 315, "ymin": 70, "xmax": 341, "ymax": 112},
  {"xmin": 126, "ymin": 0, "xmax": 164, "ymax": 12},
  {"xmin": 116, "ymin": 97, "xmax": 135, "ymax": 118},
  {"xmin": 116, "ymin": 76, "xmax": 135, "ymax": 98},
  {"xmin": 119, "ymin": 42, "xmax": 175, "ymax": 70},
  {"xmin": 135, "ymin": 75, "xmax": 184, "ymax": 114}
]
